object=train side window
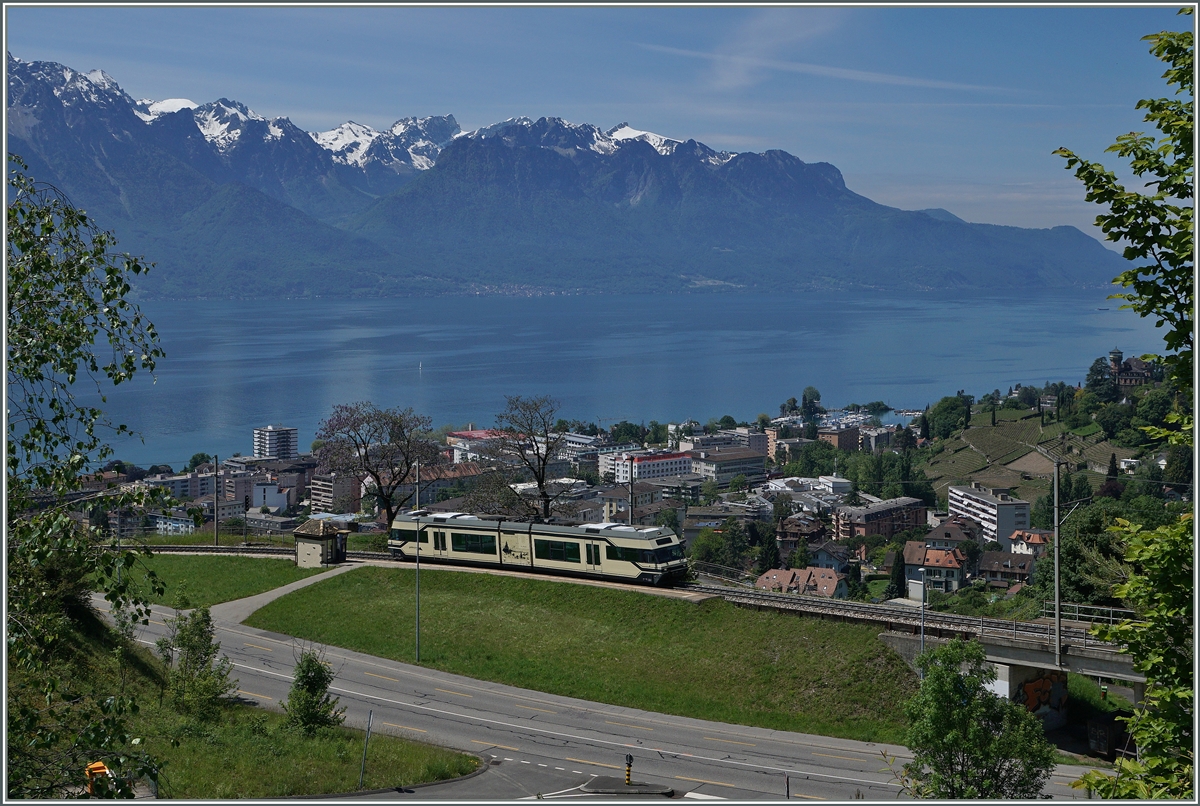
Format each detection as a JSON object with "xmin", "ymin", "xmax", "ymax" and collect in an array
[
  {"xmin": 450, "ymin": 532, "xmax": 496, "ymax": 554},
  {"xmin": 534, "ymin": 539, "xmax": 580, "ymax": 563},
  {"xmin": 417, "ymin": 531, "xmax": 428, "ymax": 544}
]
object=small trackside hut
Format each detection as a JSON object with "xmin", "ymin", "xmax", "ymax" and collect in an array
[
  {"xmin": 294, "ymin": 518, "xmax": 348, "ymax": 568},
  {"xmin": 388, "ymin": 511, "xmax": 689, "ymax": 586}
]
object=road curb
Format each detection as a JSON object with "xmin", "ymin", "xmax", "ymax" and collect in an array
[{"xmin": 288, "ymin": 753, "xmax": 490, "ymax": 799}]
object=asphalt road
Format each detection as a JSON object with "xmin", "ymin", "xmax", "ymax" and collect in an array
[{"xmin": 94, "ymin": 566, "xmax": 1105, "ymax": 801}]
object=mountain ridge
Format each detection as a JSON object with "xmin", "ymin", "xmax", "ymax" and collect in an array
[{"xmin": 6, "ymin": 53, "xmax": 1127, "ymax": 299}]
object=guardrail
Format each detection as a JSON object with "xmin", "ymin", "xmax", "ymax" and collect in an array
[
  {"xmin": 1043, "ymin": 601, "xmax": 1138, "ymax": 625},
  {"xmin": 684, "ymin": 583, "xmax": 1121, "ymax": 651}
]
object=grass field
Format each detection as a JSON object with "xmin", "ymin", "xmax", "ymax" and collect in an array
[
  {"xmin": 125, "ymin": 555, "xmax": 329, "ymax": 608},
  {"xmin": 246, "ymin": 567, "xmax": 919, "ymax": 744},
  {"xmin": 32, "ymin": 610, "xmax": 477, "ymax": 799},
  {"xmin": 147, "ymin": 703, "xmax": 477, "ymax": 798}
]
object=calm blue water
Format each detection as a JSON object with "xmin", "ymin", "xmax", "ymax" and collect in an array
[{"xmin": 88, "ymin": 290, "xmax": 1160, "ymax": 469}]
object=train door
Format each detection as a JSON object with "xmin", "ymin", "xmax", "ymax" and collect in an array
[
  {"xmin": 431, "ymin": 529, "xmax": 449, "ymax": 559},
  {"xmin": 585, "ymin": 541, "xmax": 603, "ymax": 573}
]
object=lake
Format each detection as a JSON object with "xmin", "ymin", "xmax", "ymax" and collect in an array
[{"xmin": 88, "ymin": 289, "xmax": 1160, "ymax": 469}]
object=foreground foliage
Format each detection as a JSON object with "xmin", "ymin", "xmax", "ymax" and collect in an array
[
  {"xmin": 6, "ymin": 155, "xmax": 167, "ymax": 797},
  {"xmin": 1072, "ymin": 516, "xmax": 1194, "ymax": 799},
  {"xmin": 896, "ymin": 639, "xmax": 1055, "ymax": 799}
]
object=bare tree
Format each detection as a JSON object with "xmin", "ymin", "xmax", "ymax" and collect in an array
[
  {"xmin": 487, "ymin": 395, "xmax": 569, "ymax": 521},
  {"xmin": 314, "ymin": 402, "xmax": 438, "ymax": 529}
]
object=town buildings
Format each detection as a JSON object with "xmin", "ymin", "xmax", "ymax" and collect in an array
[
  {"xmin": 948, "ymin": 482, "xmax": 1030, "ymax": 543},
  {"xmin": 687, "ymin": 447, "xmax": 768, "ymax": 487},
  {"xmin": 833, "ymin": 496, "xmax": 927, "ymax": 541},
  {"xmin": 253, "ymin": 424, "xmax": 299, "ymax": 460}
]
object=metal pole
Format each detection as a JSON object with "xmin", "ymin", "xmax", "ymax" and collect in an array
[
  {"xmin": 1054, "ymin": 460, "xmax": 1061, "ymax": 667},
  {"xmin": 358, "ymin": 709, "xmax": 373, "ymax": 790},
  {"xmin": 415, "ymin": 458, "xmax": 420, "ymax": 663},
  {"xmin": 213, "ymin": 454, "xmax": 219, "ymax": 546},
  {"xmin": 919, "ymin": 570, "xmax": 925, "ymax": 679}
]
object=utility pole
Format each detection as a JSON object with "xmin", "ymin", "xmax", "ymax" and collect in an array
[
  {"xmin": 1054, "ymin": 460, "xmax": 1061, "ymax": 667},
  {"xmin": 213, "ymin": 453, "xmax": 219, "ymax": 546},
  {"xmin": 415, "ymin": 457, "xmax": 420, "ymax": 663}
]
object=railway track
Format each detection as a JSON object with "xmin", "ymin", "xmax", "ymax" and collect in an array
[
  {"xmin": 681, "ymin": 582, "xmax": 1121, "ymax": 651},
  {"xmin": 131, "ymin": 544, "xmax": 1121, "ymax": 652}
]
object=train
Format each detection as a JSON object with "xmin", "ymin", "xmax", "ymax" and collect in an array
[{"xmin": 387, "ymin": 510, "xmax": 689, "ymax": 586}]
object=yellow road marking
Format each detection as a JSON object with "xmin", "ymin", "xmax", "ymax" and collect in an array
[
  {"xmin": 812, "ymin": 752, "xmax": 866, "ymax": 762},
  {"xmin": 605, "ymin": 720, "xmax": 652, "ymax": 731},
  {"xmin": 704, "ymin": 736, "xmax": 756, "ymax": 747},
  {"xmin": 149, "ymin": 620, "xmax": 166, "ymax": 626},
  {"xmin": 675, "ymin": 776, "xmax": 735, "ymax": 788},
  {"xmin": 793, "ymin": 794, "xmax": 825, "ymax": 799},
  {"xmin": 435, "ymin": 687, "xmax": 472, "ymax": 697},
  {"xmin": 472, "ymin": 740, "xmax": 519, "ymax": 751},
  {"xmin": 382, "ymin": 722, "xmax": 425, "ymax": 733},
  {"xmin": 243, "ymin": 642, "xmax": 273, "ymax": 652},
  {"xmin": 365, "ymin": 671, "xmax": 399, "ymax": 682},
  {"xmin": 565, "ymin": 757, "xmax": 622, "ymax": 770},
  {"xmin": 237, "ymin": 689, "xmax": 272, "ymax": 701},
  {"xmin": 516, "ymin": 704, "xmax": 557, "ymax": 714}
]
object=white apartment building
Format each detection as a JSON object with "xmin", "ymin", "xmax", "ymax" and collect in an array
[
  {"xmin": 948, "ymin": 482, "xmax": 1030, "ymax": 543},
  {"xmin": 253, "ymin": 424, "xmax": 299, "ymax": 460},
  {"xmin": 144, "ymin": 470, "xmax": 218, "ymax": 500},
  {"xmin": 613, "ymin": 451, "xmax": 692, "ymax": 483},
  {"xmin": 596, "ymin": 444, "xmax": 644, "ymax": 478},
  {"xmin": 310, "ymin": 472, "xmax": 362, "ymax": 514}
]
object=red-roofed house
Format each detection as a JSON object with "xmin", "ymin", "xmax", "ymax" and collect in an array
[
  {"xmin": 1008, "ymin": 528, "xmax": 1052, "ymax": 558},
  {"xmin": 754, "ymin": 566, "xmax": 848, "ymax": 599},
  {"xmin": 904, "ymin": 540, "xmax": 967, "ymax": 600}
]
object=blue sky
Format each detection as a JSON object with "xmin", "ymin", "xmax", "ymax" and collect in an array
[{"xmin": 6, "ymin": 5, "xmax": 1190, "ymax": 239}]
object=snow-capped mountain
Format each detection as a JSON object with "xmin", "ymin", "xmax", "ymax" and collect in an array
[
  {"xmin": 311, "ymin": 115, "xmax": 461, "ymax": 169},
  {"xmin": 7, "ymin": 52, "xmax": 1127, "ymax": 300}
]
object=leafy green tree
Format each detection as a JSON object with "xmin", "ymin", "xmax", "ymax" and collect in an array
[
  {"xmin": 1085, "ymin": 357, "xmax": 1120, "ymax": 403},
  {"xmin": 687, "ymin": 527, "xmax": 726, "ymax": 565},
  {"xmin": 755, "ymin": 413, "xmax": 772, "ymax": 430},
  {"xmin": 882, "ymin": 548, "xmax": 906, "ymax": 600},
  {"xmin": 728, "ymin": 474, "xmax": 747, "ymax": 492},
  {"xmin": 155, "ymin": 604, "xmax": 237, "ymax": 722},
  {"xmin": 1073, "ymin": 515, "xmax": 1193, "ymax": 799},
  {"xmin": 186, "ymin": 452, "xmax": 213, "ymax": 472},
  {"xmin": 787, "ymin": 541, "xmax": 811, "ymax": 570},
  {"xmin": 1056, "ymin": 12, "xmax": 1193, "ymax": 427},
  {"xmin": 609, "ymin": 420, "xmax": 643, "ymax": 444},
  {"xmin": 1107, "ymin": 452, "xmax": 1119, "ymax": 480},
  {"xmin": 780, "ymin": 396, "xmax": 799, "ymax": 417},
  {"xmin": 700, "ymin": 479, "xmax": 720, "ymax": 505},
  {"xmin": 771, "ymin": 493, "xmax": 793, "ymax": 524},
  {"xmin": 755, "ymin": 534, "xmax": 781, "ymax": 574},
  {"xmin": 654, "ymin": 506, "xmax": 680, "ymax": 536},
  {"xmin": 1162, "ymin": 444, "xmax": 1192, "ymax": 489},
  {"xmin": 926, "ymin": 396, "xmax": 968, "ymax": 440},
  {"xmin": 896, "ymin": 639, "xmax": 1055, "ymax": 798},
  {"xmin": 717, "ymin": 414, "xmax": 737, "ymax": 430},
  {"xmin": 283, "ymin": 648, "xmax": 345, "ymax": 736},
  {"xmin": 7, "ymin": 156, "xmax": 167, "ymax": 798}
]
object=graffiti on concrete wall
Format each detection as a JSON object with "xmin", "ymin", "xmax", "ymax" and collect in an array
[{"xmin": 1013, "ymin": 670, "xmax": 1068, "ymax": 719}]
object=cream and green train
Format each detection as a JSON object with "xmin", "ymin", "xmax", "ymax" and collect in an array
[{"xmin": 387, "ymin": 511, "xmax": 689, "ymax": 586}]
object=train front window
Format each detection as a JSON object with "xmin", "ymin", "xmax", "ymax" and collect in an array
[{"xmin": 655, "ymin": 545, "xmax": 683, "ymax": 563}]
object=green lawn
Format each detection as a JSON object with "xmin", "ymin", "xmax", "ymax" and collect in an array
[
  {"xmin": 146, "ymin": 704, "xmax": 477, "ymax": 798},
  {"xmin": 247, "ymin": 567, "xmax": 918, "ymax": 743},
  {"xmin": 44, "ymin": 611, "xmax": 477, "ymax": 798},
  {"xmin": 126, "ymin": 555, "xmax": 329, "ymax": 609}
]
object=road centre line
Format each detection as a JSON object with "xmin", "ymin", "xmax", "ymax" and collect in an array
[
  {"xmin": 220, "ymin": 648, "xmax": 900, "ymax": 789},
  {"xmin": 243, "ymin": 642, "xmax": 273, "ymax": 652},
  {"xmin": 605, "ymin": 720, "xmax": 652, "ymax": 731},
  {"xmin": 812, "ymin": 753, "xmax": 867, "ymax": 762},
  {"xmin": 209, "ymin": 622, "xmax": 913, "ymax": 764},
  {"xmin": 365, "ymin": 671, "xmax": 400, "ymax": 682},
  {"xmin": 382, "ymin": 722, "xmax": 426, "ymax": 733},
  {"xmin": 565, "ymin": 757, "xmax": 623, "ymax": 770},
  {"xmin": 472, "ymin": 741, "xmax": 520, "ymax": 751},
  {"xmin": 676, "ymin": 776, "xmax": 735, "ymax": 788},
  {"xmin": 705, "ymin": 737, "xmax": 755, "ymax": 747},
  {"xmin": 436, "ymin": 687, "xmax": 473, "ymax": 697},
  {"xmin": 129, "ymin": 604, "xmax": 910, "ymax": 765}
]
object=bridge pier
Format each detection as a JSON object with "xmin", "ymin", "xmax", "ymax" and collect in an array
[{"xmin": 986, "ymin": 662, "xmax": 1068, "ymax": 730}]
